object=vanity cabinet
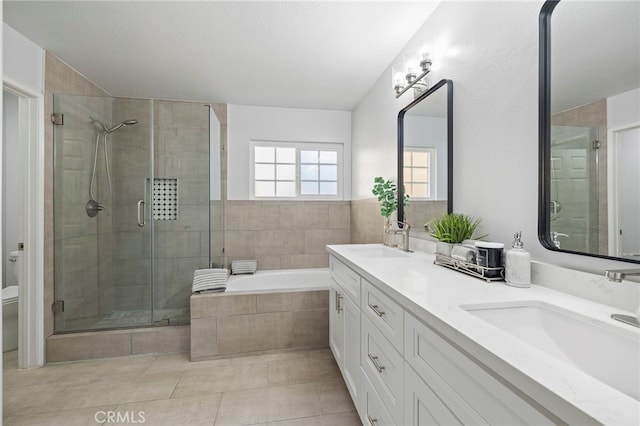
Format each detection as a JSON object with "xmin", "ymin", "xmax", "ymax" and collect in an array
[
  {"xmin": 329, "ymin": 256, "xmax": 361, "ymax": 407},
  {"xmin": 328, "ymin": 251, "xmax": 554, "ymax": 426}
]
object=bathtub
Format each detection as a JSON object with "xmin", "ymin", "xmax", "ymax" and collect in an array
[
  {"xmin": 226, "ymin": 268, "xmax": 330, "ymax": 293},
  {"xmin": 191, "ymin": 267, "xmax": 331, "ymax": 361}
]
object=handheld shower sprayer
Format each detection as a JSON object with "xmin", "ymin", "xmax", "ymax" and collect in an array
[{"xmin": 87, "ymin": 116, "xmax": 138, "ymax": 216}]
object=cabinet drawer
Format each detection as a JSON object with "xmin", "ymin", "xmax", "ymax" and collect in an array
[
  {"xmin": 404, "ymin": 313, "xmax": 554, "ymax": 425},
  {"xmin": 361, "ymin": 367, "xmax": 396, "ymax": 426},
  {"xmin": 362, "ymin": 279, "xmax": 403, "ymax": 353},
  {"xmin": 330, "ymin": 255, "xmax": 360, "ymax": 303},
  {"xmin": 404, "ymin": 361, "xmax": 486, "ymax": 425},
  {"xmin": 362, "ymin": 315, "xmax": 403, "ymax": 425}
]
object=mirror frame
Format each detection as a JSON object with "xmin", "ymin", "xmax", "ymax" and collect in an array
[
  {"xmin": 538, "ymin": 0, "xmax": 640, "ymax": 264},
  {"xmin": 397, "ymin": 78, "xmax": 454, "ymax": 223}
]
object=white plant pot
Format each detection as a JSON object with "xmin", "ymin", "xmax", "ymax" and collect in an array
[{"xmin": 436, "ymin": 241, "xmax": 454, "ymax": 257}]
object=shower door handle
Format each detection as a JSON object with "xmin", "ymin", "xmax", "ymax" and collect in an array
[{"xmin": 137, "ymin": 200, "xmax": 146, "ymax": 227}]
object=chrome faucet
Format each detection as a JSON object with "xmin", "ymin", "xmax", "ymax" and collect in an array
[
  {"xmin": 550, "ymin": 232, "xmax": 569, "ymax": 248},
  {"xmin": 386, "ymin": 220, "xmax": 412, "ymax": 252},
  {"xmin": 605, "ymin": 268, "xmax": 640, "ymax": 328},
  {"xmin": 605, "ymin": 268, "xmax": 640, "ymax": 283}
]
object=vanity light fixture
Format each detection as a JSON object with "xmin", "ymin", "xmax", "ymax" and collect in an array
[{"xmin": 393, "ymin": 52, "xmax": 432, "ymax": 98}]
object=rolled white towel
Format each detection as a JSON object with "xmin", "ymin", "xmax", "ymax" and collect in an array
[
  {"xmin": 231, "ymin": 260, "xmax": 257, "ymax": 275},
  {"xmin": 194, "ymin": 268, "xmax": 229, "ymax": 278},
  {"xmin": 451, "ymin": 245, "xmax": 476, "ymax": 263},
  {"xmin": 193, "ymin": 268, "xmax": 228, "ymax": 293}
]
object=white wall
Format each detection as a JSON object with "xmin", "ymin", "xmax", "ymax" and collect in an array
[
  {"xmin": 209, "ymin": 108, "xmax": 222, "ymax": 201},
  {"xmin": 608, "ymin": 87, "xmax": 640, "ymax": 129},
  {"xmin": 2, "ymin": 91, "xmax": 21, "ymax": 286},
  {"xmin": 3, "ymin": 23, "xmax": 44, "ymax": 93},
  {"xmin": 352, "ymin": 0, "xmax": 638, "ymax": 275},
  {"xmin": 227, "ymin": 104, "xmax": 351, "ymax": 200}
]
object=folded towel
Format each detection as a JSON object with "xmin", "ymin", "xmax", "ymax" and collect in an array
[
  {"xmin": 231, "ymin": 260, "xmax": 257, "ymax": 275},
  {"xmin": 451, "ymin": 246, "xmax": 476, "ymax": 263},
  {"xmin": 193, "ymin": 268, "xmax": 228, "ymax": 293}
]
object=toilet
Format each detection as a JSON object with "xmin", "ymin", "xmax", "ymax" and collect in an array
[{"xmin": 3, "ymin": 251, "xmax": 20, "ymax": 352}]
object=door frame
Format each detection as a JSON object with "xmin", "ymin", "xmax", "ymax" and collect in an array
[
  {"xmin": 3, "ymin": 79, "xmax": 45, "ymax": 368},
  {"xmin": 608, "ymin": 122, "xmax": 640, "ymax": 258}
]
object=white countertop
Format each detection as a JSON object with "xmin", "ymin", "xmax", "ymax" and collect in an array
[{"xmin": 327, "ymin": 244, "xmax": 640, "ymax": 425}]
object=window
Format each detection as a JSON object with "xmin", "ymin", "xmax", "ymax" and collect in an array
[
  {"xmin": 251, "ymin": 142, "xmax": 342, "ymax": 199},
  {"xmin": 403, "ymin": 147, "xmax": 436, "ymax": 199}
]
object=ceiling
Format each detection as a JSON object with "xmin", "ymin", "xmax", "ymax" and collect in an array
[
  {"xmin": 551, "ymin": 0, "xmax": 639, "ymax": 113},
  {"xmin": 4, "ymin": 1, "xmax": 440, "ymax": 110}
]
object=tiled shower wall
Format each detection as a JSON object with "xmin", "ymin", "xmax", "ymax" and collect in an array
[
  {"xmin": 53, "ymin": 95, "xmax": 113, "ymax": 331},
  {"xmin": 152, "ymin": 100, "xmax": 211, "ymax": 311},
  {"xmin": 110, "ymin": 98, "xmax": 152, "ymax": 312},
  {"xmin": 110, "ymin": 99, "xmax": 211, "ymax": 312},
  {"xmin": 45, "ymin": 53, "xmax": 112, "ymax": 337}
]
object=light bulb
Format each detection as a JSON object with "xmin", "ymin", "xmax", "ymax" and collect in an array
[{"xmin": 392, "ymin": 63, "xmax": 405, "ymax": 92}]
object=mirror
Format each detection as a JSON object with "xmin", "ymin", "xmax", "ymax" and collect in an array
[
  {"xmin": 539, "ymin": 0, "xmax": 640, "ymax": 262},
  {"xmin": 397, "ymin": 79, "xmax": 453, "ymax": 228}
]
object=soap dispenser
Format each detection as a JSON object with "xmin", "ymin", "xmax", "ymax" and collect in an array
[{"xmin": 505, "ymin": 231, "xmax": 531, "ymax": 288}]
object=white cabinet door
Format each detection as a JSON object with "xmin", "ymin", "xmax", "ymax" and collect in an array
[
  {"xmin": 342, "ymin": 291, "xmax": 361, "ymax": 404},
  {"xmin": 329, "ymin": 285, "xmax": 345, "ymax": 367}
]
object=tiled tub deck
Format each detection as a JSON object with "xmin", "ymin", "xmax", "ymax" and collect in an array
[{"xmin": 190, "ymin": 290, "xmax": 329, "ymax": 361}]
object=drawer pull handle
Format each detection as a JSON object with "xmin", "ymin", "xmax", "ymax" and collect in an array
[
  {"xmin": 367, "ymin": 415, "xmax": 378, "ymax": 425},
  {"xmin": 368, "ymin": 353, "xmax": 385, "ymax": 373},
  {"xmin": 368, "ymin": 303, "xmax": 385, "ymax": 317},
  {"xmin": 336, "ymin": 292, "xmax": 343, "ymax": 313}
]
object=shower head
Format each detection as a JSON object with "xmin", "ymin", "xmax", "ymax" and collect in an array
[{"xmin": 105, "ymin": 119, "xmax": 138, "ymax": 133}]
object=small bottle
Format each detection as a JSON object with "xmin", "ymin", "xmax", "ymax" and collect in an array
[{"xmin": 505, "ymin": 231, "xmax": 531, "ymax": 288}]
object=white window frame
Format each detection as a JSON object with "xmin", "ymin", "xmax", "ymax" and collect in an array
[
  {"xmin": 404, "ymin": 146, "xmax": 437, "ymax": 200},
  {"xmin": 249, "ymin": 140, "xmax": 344, "ymax": 200}
]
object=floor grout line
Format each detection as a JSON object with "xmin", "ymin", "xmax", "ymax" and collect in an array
[{"xmin": 3, "ymin": 349, "xmax": 359, "ymax": 426}]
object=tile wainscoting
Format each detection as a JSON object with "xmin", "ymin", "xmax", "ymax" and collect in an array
[
  {"xmin": 191, "ymin": 290, "xmax": 329, "ymax": 361},
  {"xmin": 351, "ymin": 198, "xmax": 447, "ymax": 244},
  {"xmin": 224, "ymin": 201, "xmax": 351, "ymax": 270}
]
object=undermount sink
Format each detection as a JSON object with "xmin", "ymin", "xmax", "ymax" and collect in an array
[
  {"xmin": 346, "ymin": 245, "xmax": 410, "ymax": 259},
  {"xmin": 461, "ymin": 301, "xmax": 640, "ymax": 401}
]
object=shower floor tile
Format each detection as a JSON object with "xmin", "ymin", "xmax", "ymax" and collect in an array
[{"xmin": 3, "ymin": 348, "xmax": 360, "ymax": 426}]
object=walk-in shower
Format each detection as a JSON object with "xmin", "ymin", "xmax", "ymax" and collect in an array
[{"xmin": 53, "ymin": 94, "xmax": 220, "ymax": 332}]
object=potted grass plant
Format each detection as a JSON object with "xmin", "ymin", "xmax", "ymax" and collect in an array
[{"xmin": 428, "ymin": 213, "xmax": 486, "ymax": 256}]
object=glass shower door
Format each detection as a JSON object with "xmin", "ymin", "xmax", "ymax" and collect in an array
[
  {"xmin": 151, "ymin": 100, "xmax": 211, "ymax": 326},
  {"xmin": 550, "ymin": 124, "xmax": 600, "ymax": 253},
  {"xmin": 53, "ymin": 95, "xmax": 153, "ymax": 332}
]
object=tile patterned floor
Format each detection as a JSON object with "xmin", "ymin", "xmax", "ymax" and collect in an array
[{"xmin": 3, "ymin": 349, "xmax": 361, "ymax": 426}]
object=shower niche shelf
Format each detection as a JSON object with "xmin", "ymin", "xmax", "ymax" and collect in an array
[{"xmin": 152, "ymin": 178, "xmax": 179, "ymax": 220}]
